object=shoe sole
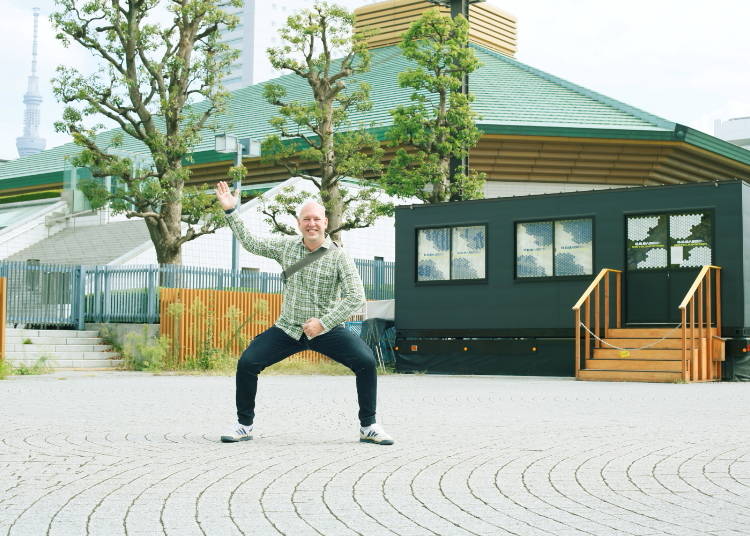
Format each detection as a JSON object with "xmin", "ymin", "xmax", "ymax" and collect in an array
[
  {"xmin": 360, "ymin": 438, "xmax": 394, "ymax": 445},
  {"xmin": 221, "ymin": 435, "xmax": 253, "ymax": 443}
]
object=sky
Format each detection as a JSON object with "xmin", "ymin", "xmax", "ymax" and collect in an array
[{"xmin": 1, "ymin": 0, "xmax": 749, "ymax": 161}]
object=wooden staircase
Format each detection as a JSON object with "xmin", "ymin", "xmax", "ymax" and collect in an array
[
  {"xmin": 573, "ymin": 267, "xmax": 724, "ymax": 383},
  {"xmin": 577, "ymin": 327, "xmax": 719, "ymax": 383}
]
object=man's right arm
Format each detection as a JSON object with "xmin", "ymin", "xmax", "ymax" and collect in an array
[{"xmin": 224, "ymin": 210, "xmax": 284, "ymax": 263}]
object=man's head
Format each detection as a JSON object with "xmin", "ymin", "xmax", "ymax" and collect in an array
[{"xmin": 297, "ymin": 200, "xmax": 328, "ymax": 247}]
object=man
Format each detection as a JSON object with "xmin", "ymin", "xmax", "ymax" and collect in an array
[{"xmin": 215, "ymin": 181, "xmax": 394, "ymax": 445}]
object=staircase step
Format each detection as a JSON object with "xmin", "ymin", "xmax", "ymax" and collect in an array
[
  {"xmin": 585, "ymin": 359, "xmax": 683, "ymax": 372},
  {"xmin": 7, "ymin": 329, "xmax": 100, "ymax": 338},
  {"xmin": 593, "ymin": 348, "xmax": 685, "ymax": 359},
  {"xmin": 607, "ymin": 327, "xmax": 717, "ymax": 339},
  {"xmin": 601, "ymin": 338, "xmax": 684, "ymax": 349},
  {"xmin": 5, "ymin": 351, "xmax": 120, "ymax": 360},
  {"xmin": 577, "ymin": 370, "xmax": 683, "ymax": 383},
  {"xmin": 6, "ymin": 336, "xmax": 105, "ymax": 345},
  {"xmin": 606, "ymin": 328, "xmax": 682, "ymax": 338},
  {"xmin": 6, "ymin": 358, "xmax": 123, "ymax": 369}
]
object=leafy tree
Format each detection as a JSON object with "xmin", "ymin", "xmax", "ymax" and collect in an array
[
  {"xmin": 260, "ymin": 2, "xmax": 391, "ymax": 243},
  {"xmin": 383, "ymin": 8, "xmax": 485, "ymax": 203},
  {"xmin": 51, "ymin": 0, "xmax": 243, "ymax": 265}
]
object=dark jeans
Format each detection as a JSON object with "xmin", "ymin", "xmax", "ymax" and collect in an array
[{"xmin": 236, "ymin": 325, "xmax": 377, "ymax": 427}]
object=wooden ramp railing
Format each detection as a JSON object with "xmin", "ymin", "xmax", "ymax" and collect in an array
[
  {"xmin": 572, "ymin": 269, "xmax": 622, "ymax": 377},
  {"xmin": 679, "ymin": 265, "xmax": 723, "ymax": 382}
]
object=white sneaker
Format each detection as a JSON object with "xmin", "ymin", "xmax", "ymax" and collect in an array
[
  {"xmin": 221, "ymin": 422, "xmax": 253, "ymax": 443},
  {"xmin": 360, "ymin": 423, "xmax": 394, "ymax": 445}
]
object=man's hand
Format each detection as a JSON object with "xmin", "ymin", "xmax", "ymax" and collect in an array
[
  {"xmin": 303, "ymin": 318, "xmax": 324, "ymax": 339},
  {"xmin": 215, "ymin": 181, "xmax": 240, "ymax": 211}
]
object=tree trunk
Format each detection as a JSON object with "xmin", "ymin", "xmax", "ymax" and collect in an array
[{"xmin": 144, "ymin": 208, "xmax": 183, "ymax": 266}]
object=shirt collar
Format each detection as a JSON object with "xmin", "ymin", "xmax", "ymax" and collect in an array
[{"xmin": 299, "ymin": 234, "xmax": 333, "ymax": 251}]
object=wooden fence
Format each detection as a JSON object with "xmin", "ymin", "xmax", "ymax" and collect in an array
[{"xmin": 159, "ymin": 288, "xmax": 330, "ymax": 365}]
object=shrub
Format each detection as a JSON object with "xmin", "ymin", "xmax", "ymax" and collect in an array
[{"xmin": 122, "ymin": 326, "xmax": 170, "ymax": 372}]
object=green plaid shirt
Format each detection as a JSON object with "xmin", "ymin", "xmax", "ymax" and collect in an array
[{"xmin": 225, "ymin": 211, "xmax": 365, "ymax": 339}]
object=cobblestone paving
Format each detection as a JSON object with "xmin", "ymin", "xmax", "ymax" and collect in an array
[{"xmin": 1, "ymin": 371, "xmax": 749, "ymax": 535}]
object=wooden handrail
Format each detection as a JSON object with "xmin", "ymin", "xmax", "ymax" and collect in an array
[
  {"xmin": 572, "ymin": 268, "xmax": 622, "ymax": 311},
  {"xmin": 572, "ymin": 268, "xmax": 622, "ymax": 379},
  {"xmin": 677, "ymin": 265, "xmax": 722, "ymax": 382},
  {"xmin": 678, "ymin": 265, "xmax": 721, "ymax": 310}
]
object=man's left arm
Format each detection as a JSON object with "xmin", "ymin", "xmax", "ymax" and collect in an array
[{"xmin": 319, "ymin": 251, "xmax": 366, "ymax": 333}]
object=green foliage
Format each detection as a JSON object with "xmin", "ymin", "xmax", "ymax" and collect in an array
[
  {"xmin": 0, "ymin": 360, "xmax": 11, "ymax": 380},
  {"xmin": 261, "ymin": 2, "xmax": 392, "ymax": 241},
  {"xmin": 12, "ymin": 357, "xmax": 53, "ymax": 376},
  {"xmin": 51, "ymin": 0, "xmax": 243, "ymax": 264},
  {"xmin": 22, "ymin": 338, "xmax": 32, "ymax": 345},
  {"xmin": 122, "ymin": 326, "xmax": 170, "ymax": 372},
  {"xmin": 383, "ymin": 8, "xmax": 485, "ymax": 203}
]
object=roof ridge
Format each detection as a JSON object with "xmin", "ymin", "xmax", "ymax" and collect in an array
[{"xmin": 470, "ymin": 43, "xmax": 675, "ymax": 131}]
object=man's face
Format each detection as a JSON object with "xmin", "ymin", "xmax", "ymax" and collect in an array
[{"xmin": 297, "ymin": 204, "xmax": 328, "ymax": 243}]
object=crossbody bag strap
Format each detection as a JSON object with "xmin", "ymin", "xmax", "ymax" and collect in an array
[{"xmin": 282, "ymin": 242, "xmax": 338, "ymax": 283}]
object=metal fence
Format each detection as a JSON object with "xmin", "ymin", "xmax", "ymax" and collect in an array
[{"xmin": 0, "ymin": 259, "xmax": 394, "ymax": 328}]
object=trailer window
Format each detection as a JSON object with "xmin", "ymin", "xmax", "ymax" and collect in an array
[
  {"xmin": 516, "ymin": 218, "xmax": 593, "ymax": 278},
  {"xmin": 626, "ymin": 211, "xmax": 712, "ymax": 270},
  {"xmin": 417, "ymin": 225, "xmax": 486, "ymax": 282}
]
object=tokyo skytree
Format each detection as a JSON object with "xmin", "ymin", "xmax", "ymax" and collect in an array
[{"xmin": 16, "ymin": 7, "xmax": 46, "ymax": 158}]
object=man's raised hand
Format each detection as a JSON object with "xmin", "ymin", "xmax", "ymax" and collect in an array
[{"xmin": 215, "ymin": 181, "xmax": 240, "ymax": 211}]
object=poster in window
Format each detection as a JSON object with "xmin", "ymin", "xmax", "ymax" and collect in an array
[
  {"xmin": 627, "ymin": 215, "xmax": 668, "ymax": 270},
  {"xmin": 555, "ymin": 219, "xmax": 593, "ymax": 276},
  {"xmin": 417, "ymin": 228, "xmax": 450, "ymax": 281},
  {"xmin": 451, "ymin": 226, "xmax": 486, "ymax": 279},
  {"xmin": 669, "ymin": 212, "xmax": 712, "ymax": 267},
  {"xmin": 516, "ymin": 222, "xmax": 553, "ymax": 277}
]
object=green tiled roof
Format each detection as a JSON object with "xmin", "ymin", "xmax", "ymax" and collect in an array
[{"xmin": 2, "ymin": 44, "xmax": 748, "ymax": 187}]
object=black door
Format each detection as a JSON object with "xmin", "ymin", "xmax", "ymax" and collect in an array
[{"xmin": 625, "ymin": 211, "xmax": 713, "ymax": 325}]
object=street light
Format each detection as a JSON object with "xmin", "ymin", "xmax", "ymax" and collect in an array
[{"xmin": 215, "ymin": 134, "xmax": 261, "ymax": 273}]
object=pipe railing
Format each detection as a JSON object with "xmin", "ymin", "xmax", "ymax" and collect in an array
[
  {"xmin": 679, "ymin": 265, "xmax": 722, "ymax": 382},
  {"xmin": 572, "ymin": 268, "xmax": 622, "ymax": 378}
]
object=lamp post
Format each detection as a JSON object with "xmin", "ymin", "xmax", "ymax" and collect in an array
[{"xmin": 215, "ymin": 134, "xmax": 261, "ymax": 273}]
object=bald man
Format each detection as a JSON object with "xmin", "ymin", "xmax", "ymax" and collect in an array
[{"xmin": 215, "ymin": 182, "xmax": 393, "ymax": 445}]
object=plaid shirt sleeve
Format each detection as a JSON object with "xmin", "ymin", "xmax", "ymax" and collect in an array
[
  {"xmin": 224, "ymin": 211, "xmax": 286, "ymax": 262},
  {"xmin": 319, "ymin": 250, "xmax": 366, "ymax": 332}
]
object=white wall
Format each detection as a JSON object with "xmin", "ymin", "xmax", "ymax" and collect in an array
[
  {"xmin": 0, "ymin": 200, "xmax": 65, "ymax": 259},
  {"xmin": 484, "ymin": 180, "xmax": 624, "ymax": 199},
  {"xmin": 119, "ymin": 177, "xmax": 406, "ymax": 270}
]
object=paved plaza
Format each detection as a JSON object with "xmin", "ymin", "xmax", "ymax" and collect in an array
[{"xmin": 1, "ymin": 371, "xmax": 749, "ymax": 536}]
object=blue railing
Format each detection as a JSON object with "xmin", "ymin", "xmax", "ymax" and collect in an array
[{"xmin": 0, "ymin": 259, "xmax": 394, "ymax": 327}]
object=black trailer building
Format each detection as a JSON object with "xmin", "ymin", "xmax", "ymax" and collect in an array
[{"xmin": 394, "ymin": 180, "xmax": 750, "ymax": 381}]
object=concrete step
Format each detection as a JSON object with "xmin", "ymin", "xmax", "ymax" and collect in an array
[
  {"xmin": 5, "ymin": 350, "xmax": 120, "ymax": 360},
  {"xmin": 577, "ymin": 369, "xmax": 683, "ymax": 383},
  {"xmin": 6, "ymin": 336, "xmax": 106, "ymax": 345},
  {"xmin": 5, "ymin": 344, "xmax": 113, "ymax": 353},
  {"xmin": 6, "ymin": 358, "xmax": 123, "ymax": 369},
  {"xmin": 7, "ymin": 329, "xmax": 100, "ymax": 338}
]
